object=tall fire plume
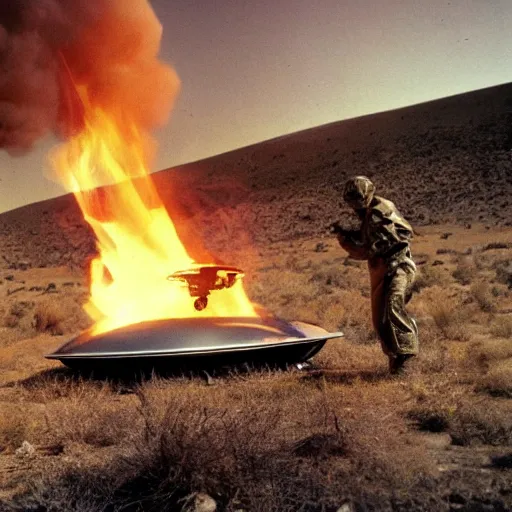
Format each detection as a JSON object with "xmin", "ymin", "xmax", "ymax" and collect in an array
[{"xmin": 0, "ymin": 0, "xmax": 256, "ymax": 334}]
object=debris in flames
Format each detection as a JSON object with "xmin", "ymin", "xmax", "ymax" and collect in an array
[{"xmin": 48, "ymin": 0, "xmax": 256, "ymax": 334}]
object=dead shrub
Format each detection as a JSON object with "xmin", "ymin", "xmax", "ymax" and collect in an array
[
  {"xmin": 477, "ymin": 362, "xmax": 512, "ymax": 398},
  {"xmin": 0, "ymin": 407, "xmax": 28, "ymax": 452},
  {"xmin": 309, "ymin": 267, "xmax": 347, "ymax": 289},
  {"xmin": 33, "ymin": 301, "xmax": 65, "ymax": 335},
  {"xmin": 494, "ymin": 261, "xmax": 512, "ymax": 288},
  {"xmin": 43, "ymin": 382, "xmax": 138, "ymax": 448},
  {"xmin": 417, "ymin": 341, "xmax": 452, "ymax": 375},
  {"xmin": 452, "ymin": 257, "xmax": 477, "ymax": 285},
  {"xmin": 3, "ymin": 300, "xmax": 34, "ymax": 329},
  {"xmin": 411, "ymin": 264, "xmax": 448, "ymax": 292},
  {"xmin": 409, "ymin": 401, "xmax": 512, "ymax": 446},
  {"xmin": 313, "ymin": 340, "xmax": 383, "ymax": 372},
  {"xmin": 470, "ymin": 338, "xmax": 512, "ymax": 370},
  {"xmin": 333, "ymin": 289, "xmax": 375, "ymax": 343},
  {"xmin": 450, "ymin": 402, "xmax": 512, "ymax": 446},
  {"xmin": 470, "ymin": 281, "xmax": 497, "ymax": 313},
  {"xmin": 490, "ymin": 315, "xmax": 512, "ymax": 338},
  {"xmin": 428, "ymin": 294, "xmax": 472, "ymax": 341},
  {"xmin": 2, "ymin": 374, "xmax": 438, "ymax": 511}
]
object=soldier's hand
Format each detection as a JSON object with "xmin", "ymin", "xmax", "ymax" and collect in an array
[{"xmin": 327, "ymin": 221, "xmax": 348, "ymax": 236}]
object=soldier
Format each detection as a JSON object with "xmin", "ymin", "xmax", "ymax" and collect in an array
[{"xmin": 332, "ymin": 176, "xmax": 419, "ymax": 375}]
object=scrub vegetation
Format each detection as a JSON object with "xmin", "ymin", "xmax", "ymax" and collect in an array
[{"xmin": 1, "ymin": 225, "xmax": 512, "ymax": 511}]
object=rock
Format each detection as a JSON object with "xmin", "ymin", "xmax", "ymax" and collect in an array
[
  {"xmin": 193, "ymin": 493, "xmax": 217, "ymax": 512},
  {"xmin": 440, "ymin": 232, "xmax": 453, "ymax": 239},
  {"xmin": 15, "ymin": 441, "xmax": 36, "ymax": 458},
  {"xmin": 337, "ymin": 503, "xmax": 355, "ymax": 512},
  {"xmin": 17, "ymin": 261, "xmax": 31, "ymax": 270},
  {"xmin": 314, "ymin": 242, "xmax": 328, "ymax": 253},
  {"xmin": 432, "ymin": 260, "xmax": 444, "ymax": 266}
]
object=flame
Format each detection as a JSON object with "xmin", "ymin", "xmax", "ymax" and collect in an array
[{"xmin": 51, "ymin": 76, "xmax": 256, "ymax": 336}]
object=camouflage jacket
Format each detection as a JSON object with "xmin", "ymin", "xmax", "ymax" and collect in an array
[{"xmin": 338, "ymin": 196, "xmax": 416, "ymax": 272}]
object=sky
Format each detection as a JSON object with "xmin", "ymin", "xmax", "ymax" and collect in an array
[{"xmin": 1, "ymin": 0, "xmax": 512, "ymax": 213}]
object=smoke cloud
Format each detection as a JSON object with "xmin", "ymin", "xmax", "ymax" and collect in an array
[{"xmin": 0, "ymin": 0, "xmax": 180, "ymax": 154}]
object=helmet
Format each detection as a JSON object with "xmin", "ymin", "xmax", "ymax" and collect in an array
[{"xmin": 342, "ymin": 176, "xmax": 375, "ymax": 209}]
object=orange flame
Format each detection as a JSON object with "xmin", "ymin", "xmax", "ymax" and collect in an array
[{"xmin": 50, "ymin": 2, "xmax": 256, "ymax": 335}]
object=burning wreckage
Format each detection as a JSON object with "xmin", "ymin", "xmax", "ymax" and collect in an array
[
  {"xmin": 30, "ymin": 1, "xmax": 343, "ymax": 374},
  {"xmin": 47, "ymin": 264, "xmax": 343, "ymax": 373}
]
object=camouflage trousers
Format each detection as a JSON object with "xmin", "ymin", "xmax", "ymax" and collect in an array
[{"xmin": 369, "ymin": 260, "xmax": 419, "ymax": 357}]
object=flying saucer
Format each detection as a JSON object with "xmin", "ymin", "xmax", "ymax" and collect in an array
[{"xmin": 46, "ymin": 315, "xmax": 343, "ymax": 374}]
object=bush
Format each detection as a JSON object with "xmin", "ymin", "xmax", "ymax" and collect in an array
[
  {"xmin": 411, "ymin": 265, "xmax": 448, "ymax": 292},
  {"xmin": 490, "ymin": 315, "xmax": 512, "ymax": 338},
  {"xmin": 450, "ymin": 403, "xmax": 512, "ymax": 446},
  {"xmin": 409, "ymin": 401, "xmax": 512, "ymax": 446},
  {"xmin": 477, "ymin": 362, "xmax": 512, "ymax": 398},
  {"xmin": 470, "ymin": 281, "xmax": 497, "ymax": 313},
  {"xmin": 452, "ymin": 257, "xmax": 477, "ymax": 285},
  {"xmin": 3, "ymin": 301, "xmax": 34, "ymax": 329},
  {"xmin": 33, "ymin": 302, "xmax": 65, "ymax": 335},
  {"xmin": 429, "ymin": 297, "xmax": 472, "ymax": 341}
]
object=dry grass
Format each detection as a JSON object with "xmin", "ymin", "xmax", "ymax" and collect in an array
[
  {"xmin": 2, "ymin": 296, "xmax": 91, "ymax": 338},
  {"xmin": 452, "ymin": 256, "xmax": 478, "ymax": 285},
  {"xmin": 426, "ymin": 288, "xmax": 473, "ymax": 341},
  {"xmin": 2, "ymin": 226, "xmax": 512, "ymax": 510},
  {"xmin": 409, "ymin": 399, "xmax": 512, "ymax": 447},
  {"xmin": 4, "ymin": 377, "xmax": 436, "ymax": 511},
  {"xmin": 0, "ymin": 406, "xmax": 29, "ymax": 452},
  {"xmin": 477, "ymin": 362, "xmax": 512, "ymax": 398},
  {"xmin": 470, "ymin": 338, "xmax": 512, "ymax": 369},
  {"xmin": 3, "ymin": 301, "xmax": 34, "ymax": 330},
  {"xmin": 490, "ymin": 315, "xmax": 512, "ymax": 338},
  {"xmin": 412, "ymin": 263, "xmax": 450, "ymax": 292},
  {"xmin": 470, "ymin": 281, "xmax": 497, "ymax": 313},
  {"xmin": 33, "ymin": 301, "xmax": 66, "ymax": 335}
]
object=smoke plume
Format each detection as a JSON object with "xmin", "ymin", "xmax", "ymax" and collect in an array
[{"xmin": 0, "ymin": 0, "xmax": 180, "ymax": 154}]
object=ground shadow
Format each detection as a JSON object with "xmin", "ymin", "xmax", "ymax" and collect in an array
[
  {"xmin": 2, "ymin": 367, "xmax": 78, "ymax": 389},
  {"xmin": 300, "ymin": 368, "xmax": 390, "ymax": 386},
  {"xmin": 1, "ymin": 360, "xmax": 304, "ymax": 392},
  {"xmin": 491, "ymin": 453, "xmax": 512, "ymax": 469}
]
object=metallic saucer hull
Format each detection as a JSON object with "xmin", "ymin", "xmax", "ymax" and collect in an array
[{"xmin": 46, "ymin": 316, "xmax": 343, "ymax": 373}]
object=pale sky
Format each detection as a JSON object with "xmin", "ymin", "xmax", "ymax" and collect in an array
[{"xmin": 1, "ymin": 0, "xmax": 512, "ymax": 212}]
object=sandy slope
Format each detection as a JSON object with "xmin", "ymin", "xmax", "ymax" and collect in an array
[{"xmin": 1, "ymin": 82, "xmax": 512, "ymax": 271}]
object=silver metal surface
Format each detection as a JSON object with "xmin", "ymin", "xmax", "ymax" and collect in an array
[{"xmin": 46, "ymin": 316, "xmax": 343, "ymax": 363}]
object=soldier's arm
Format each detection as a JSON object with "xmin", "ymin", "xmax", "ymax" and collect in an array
[
  {"xmin": 366, "ymin": 210, "xmax": 411, "ymax": 259},
  {"xmin": 337, "ymin": 230, "xmax": 370, "ymax": 260}
]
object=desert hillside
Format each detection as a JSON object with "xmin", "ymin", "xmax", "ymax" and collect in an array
[{"xmin": 1, "ymin": 82, "xmax": 512, "ymax": 269}]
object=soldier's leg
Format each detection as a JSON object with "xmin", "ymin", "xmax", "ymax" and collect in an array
[
  {"xmin": 370, "ymin": 268, "xmax": 389, "ymax": 355},
  {"xmin": 383, "ymin": 266, "xmax": 419, "ymax": 357}
]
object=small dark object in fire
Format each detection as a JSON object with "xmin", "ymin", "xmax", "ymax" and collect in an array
[{"xmin": 168, "ymin": 265, "xmax": 244, "ymax": 311}]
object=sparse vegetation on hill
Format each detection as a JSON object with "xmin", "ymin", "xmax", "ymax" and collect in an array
[{"xmin": 1, "ymin": 83, "xmax": 512, "ymax": 269}]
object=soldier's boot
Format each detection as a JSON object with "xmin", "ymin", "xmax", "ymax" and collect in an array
[{"xmin": 389, "ymin": 354, "xmax": 416, "ymax": 376}]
